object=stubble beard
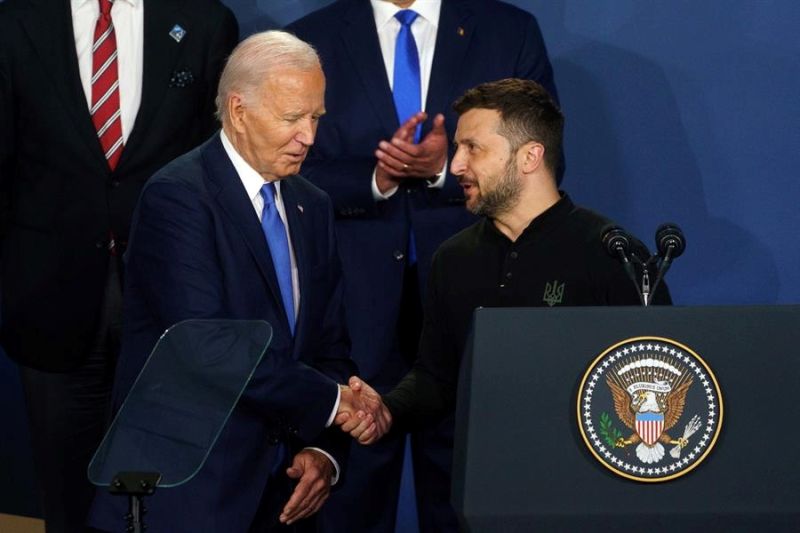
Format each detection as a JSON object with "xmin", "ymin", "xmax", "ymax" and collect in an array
[{"xmin": 469, "ymin": 159, "xmax": 522, "ymax": 218}]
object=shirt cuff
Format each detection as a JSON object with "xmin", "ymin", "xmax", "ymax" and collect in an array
[
  {"xmin": 372, "ymin": 166, "xmax": 399, "ymax": 200},
  {"xmin": 302, "ymin": 447, "xmax": 341, "ymax": 486},
  {"xmin": 325, "ymin": 384, "xmax": 341, "ymax": 428},
  {"xmin": 426, "ymin": 158, "xmax": 448, "ymax": 189}
]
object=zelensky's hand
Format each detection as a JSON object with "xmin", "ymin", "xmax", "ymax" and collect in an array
[
  {"xmin": 335, "ymin": 376, "xmax": 393, "ymax": 445},
  {"xmin": 376, "ymin": 112, "xmax": 447, "ymax": 179},
  {"xmin": 279, "ymin": 449, "xmax": 334, "ymax": 525}
]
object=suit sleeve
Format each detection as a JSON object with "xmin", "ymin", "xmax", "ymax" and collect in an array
[
  {"xmin": 197, "ymin": 3, "xmax": 239, "ymax": 139},
  {"xmin": 128, "ymin": 178, "xmax": 342, "ymax": 443},
  {"xmin": 514, "ymin": 14, "xmax": 559, "ymax": 105}
]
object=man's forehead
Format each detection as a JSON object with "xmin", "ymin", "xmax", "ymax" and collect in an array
[
  {"xmin": 260, "ymin": 67, "xmax": 325, "ymax": 103},
  {"xmin": 455, "ymin": 108, "xmax": 500, "ymax": 139},
  {"xmin": 263, "ymin": 65, "xmax": 324, "ymax": 87}
]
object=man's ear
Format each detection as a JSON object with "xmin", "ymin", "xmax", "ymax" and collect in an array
[
  {"xmin": 518, "ymin": 141, "xmax": 545, "ymax": 174},
  {"xmin": 227, "ymin": 93, "xmax": 246, "ymax": 132}
]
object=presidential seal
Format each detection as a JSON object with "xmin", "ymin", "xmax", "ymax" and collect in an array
[{"xmin": 577, "ymin": 337, "xmax": 723, "ymax": 482}]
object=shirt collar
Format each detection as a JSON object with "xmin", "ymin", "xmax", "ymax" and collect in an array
[
  {"xmin": 485, "ymin": 192, "xmax": 575, "ymax": 244},
  {"xmin": 370, "ymin": 0, "xmax": 442, "ymax": 29},
  {"xmin": 220, "ymin": 130, "xmax": 282, "ymax": 203},
  {"xmin": 72, "ymin": 0, "xmax": 139, "ymax": 9}
]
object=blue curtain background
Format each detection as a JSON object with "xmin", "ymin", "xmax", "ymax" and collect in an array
[{"xmin": 2, "ymin": 0, "xmax": 798, "ymax": 520}]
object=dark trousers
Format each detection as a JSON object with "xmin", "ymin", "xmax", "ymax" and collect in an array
[
  {"xmin": 318, "ymin": 432, "xmax": 407, "ymax": 532},
  {"xmin": 19, "ymin": 258, "xmax": 122, "ymax": 533},
  {"xmin": 411, "ymin": 416, "xmax": 459, "ymax": 533}
]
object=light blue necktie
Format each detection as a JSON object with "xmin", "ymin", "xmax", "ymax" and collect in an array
[
  {"xmin": 260, "ymin": 183, "xmax": 295, "ymax": 335},
  {"xmin": 393, "ymin": 9, "xmax": 420, "ymax": 264}
]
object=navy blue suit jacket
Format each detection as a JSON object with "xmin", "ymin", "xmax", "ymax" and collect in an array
[
  {"xmin": 287, "ymin": 0, "xmax": 558, "ymax": 386},
  {"xmin": 90, "ymin": 134, "xmax": 356, "ymax": 532}
]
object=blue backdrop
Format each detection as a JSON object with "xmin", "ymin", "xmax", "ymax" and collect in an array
[{"xmin": 2, "ymin": 0, "xmax": 798, "ymax": 520}]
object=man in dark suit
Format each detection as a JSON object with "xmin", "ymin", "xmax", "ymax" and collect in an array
[
  {"xmin": 286, "ymin": 0, "xmax": 558, "ymax": 530},
  {"xmin": 0, "ymin": 0, "xmax": 237, "ymax": 530},
  {"xmin": 88, "ymin": 30, "xmax": 378, "ymax": 532}
]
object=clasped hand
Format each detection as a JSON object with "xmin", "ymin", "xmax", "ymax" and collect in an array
[
  {"xmin": 375, "ymin": 112, "xmax": 448, "ymax": 193},
  {"xmin": 335, "ymin": 376, "xmax": 392, "ymax": 445}
]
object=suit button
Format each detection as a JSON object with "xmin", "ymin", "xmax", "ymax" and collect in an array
[
  {"xmin": 393, "ymin": 250, "xmax": 404, "ymax": 261},
  {"xmin": 110, "ymin": 180, "xmax": 121, "ymax": 188},
  {"xmin": 95, "ymin": 241, "xmax": 105, "ymax": 249}
]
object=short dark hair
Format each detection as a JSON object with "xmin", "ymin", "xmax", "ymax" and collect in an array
[{"xmin": 453, "ymin": 78, "xmax": 563, "ymax": 173}]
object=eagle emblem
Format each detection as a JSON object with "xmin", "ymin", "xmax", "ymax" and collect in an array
[
  {"xmin": 577, "ymin": 337, "xmax": 723, "ymax": 482},
  {"xmin": 607, "ymin": 358, "xmax": 698, "ymax": 463}
]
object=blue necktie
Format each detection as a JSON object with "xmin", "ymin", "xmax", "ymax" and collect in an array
[
  {"xmin": 393, "ymin": 9, "xmax": 420, "ymax": 264},
  {"xmin": 393, "ymin": 9, "xmax": 422, "ymax": 143},
  {"xmin": 260, "ymin": 183, "xmax": 295, "ymax": 335}
]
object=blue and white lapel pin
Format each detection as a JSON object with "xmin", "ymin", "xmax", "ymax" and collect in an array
[{"xmin": 169, "ymin": 24, "xmax": 186, "ymax": 43}]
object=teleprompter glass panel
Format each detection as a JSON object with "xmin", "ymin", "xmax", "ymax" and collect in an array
[{"xmin": 88, "ymin": 319, "xmax": 272, "ymax": 488}]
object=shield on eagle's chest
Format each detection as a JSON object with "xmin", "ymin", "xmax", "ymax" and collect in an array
[{"xmin": 635, "ymin": 412, "xmax": 665, "ymax": 445}]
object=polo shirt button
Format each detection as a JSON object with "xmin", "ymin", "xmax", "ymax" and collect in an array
[
  {"xmin": 510, "ymin": 251, "xmax": 518, "ymax": 259},
  {"xmin": 506, "ymin": 272, "xmax": 513, "ymax": 279}
]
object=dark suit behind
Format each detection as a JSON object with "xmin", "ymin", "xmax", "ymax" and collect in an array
[
  {"xmin": 287, "ymin": 0, "xmax": 559, "ymax": 530},
  {"xmin": 0, "ymin": 0, "xmax": 238, "ymax": 371},
  {"xmin": 89, "ymin": 134, "xmax": 356, "ymax": 532},
  {"xmin": 0, "ymin": 1, "xmax": 238, "ymax": 529}
]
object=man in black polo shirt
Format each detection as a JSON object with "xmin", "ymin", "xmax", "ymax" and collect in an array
[{"xmin": 341, "ymin": 77, "xmax": 669, "ymax": 490}]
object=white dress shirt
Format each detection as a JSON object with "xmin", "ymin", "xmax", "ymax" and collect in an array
[
  {"xmin": 370, "ymin": 0, "xmax": 447, "ymax": 199},
  {"xmin": 72, "ymin": 0, "xmax": 143, "ymax": 143},
  {"xmin": 221, "ymin": 131, "xmax": 301, "ymax": 321},
  {"xmin": 221, "ymin": 131, "xmax": 341, "ymax": 484}
]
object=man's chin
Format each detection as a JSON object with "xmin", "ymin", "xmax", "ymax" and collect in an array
[
  {"xmin": 465, "ymin": 199, "xmax": 482, "ymax": 215},
  {"xmin": 280, "ymin": 162, "xmax": 305, "ymax": 177}
]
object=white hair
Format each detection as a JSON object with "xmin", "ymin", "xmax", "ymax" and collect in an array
[{"xmin": 215, "ymin": 30, "xmax": 321, "ymax": 124}]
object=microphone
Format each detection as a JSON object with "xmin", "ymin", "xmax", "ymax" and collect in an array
[
  {"xmin": 602, "ymin": 225, "xmax": 632, "ymax": 264},
  {"xmin": 602, "ymin": 225, "xmax": 644, "ymax": 305},
  {"xmin": 655, "ymin": 223, "xmax": 686, "ymax": 261},
  {"xmin": 650, "ymin": 223, "xmax": 686, "ymax": 300}
]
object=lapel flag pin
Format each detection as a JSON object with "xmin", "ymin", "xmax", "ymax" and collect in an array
[
  {"xmin": 169, "ymin": 24, "xmax": 187, "ymax": 43},
  {"xmin": 457, "ymin": 27, "xmax": 465, "ymax": 36}
]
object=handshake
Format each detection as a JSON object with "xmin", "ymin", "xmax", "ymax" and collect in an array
[{"xmin": 335, "ymin": 377, "xmax": 392, "ymax": 445}]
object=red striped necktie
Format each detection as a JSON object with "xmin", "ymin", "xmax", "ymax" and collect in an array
[{"xmin": 91, "ymin": 0, "xmax": 124, "ymax": 171}]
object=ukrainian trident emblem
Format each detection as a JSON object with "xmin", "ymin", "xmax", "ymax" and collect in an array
[{"xmin": 542, "ymin": 280, "xmax": 564, "ymax": 306}]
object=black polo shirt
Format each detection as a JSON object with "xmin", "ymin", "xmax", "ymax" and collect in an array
[{"xmin": 385, "ymin": 193, "xmax": 670, "ymax": 428}]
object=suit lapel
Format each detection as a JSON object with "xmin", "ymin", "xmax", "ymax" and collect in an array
[
  {"xmin": 279, "ymin": 181, "xmax": 309, "ymax": 356},
  {"xmin": 21, "ymin": 0, "xmax": 108, "ymax": 172},
  {"xmin": 201, "ymin": 136, "xmax": 288, "ymax": 331},
  {"xmin": 340, "ymin": 0, "xmax": 399, "ymax": 136},
  {"xmin": 119, "ymin": 0, "xmax": 184, "ymax": 167},
  {"xmin": 425, "ymin": 0, "xmax": 477, "ymax": 123}
]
